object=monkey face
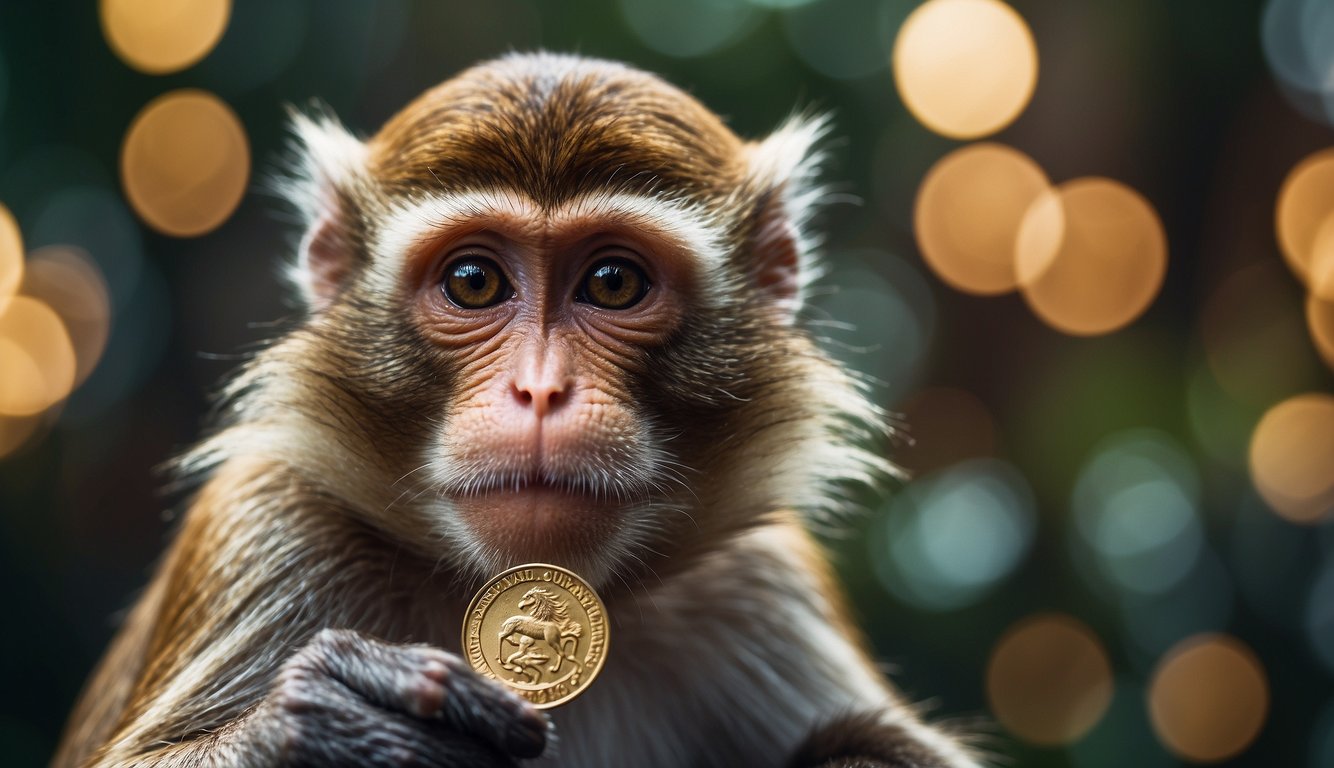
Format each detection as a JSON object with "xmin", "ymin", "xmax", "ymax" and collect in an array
[
  {"xmin": 401, "ymin": 191, "xmax": 700, "ymax": 576},
  {"xmin": 252, "ymin": 54, "xmax": 886, "ymax": 587}
]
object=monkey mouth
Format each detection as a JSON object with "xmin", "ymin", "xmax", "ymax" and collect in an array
[
  {"xmin": 438, "ymin": 462, "xmax": 657, "ymax": 503},
  {"xmin": 430, "ymin": 450, "xmax": 674, "ymax": 576},
  {"xmin": 452, "ymin": 472, "xmax": 610, "ymax": 498},
  {"xmin": 444, "ymin": 472, "xmax": 633, "ymax": 569}
]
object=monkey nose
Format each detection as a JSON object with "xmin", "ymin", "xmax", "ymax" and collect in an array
[{"xmin": 511, "ymin": 378, "xmax": 570, "ymax": 418}]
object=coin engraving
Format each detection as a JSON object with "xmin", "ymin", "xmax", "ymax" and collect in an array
[{"xmin": 463, "ymin": 563, "xmax": 609, "ymax": 708}]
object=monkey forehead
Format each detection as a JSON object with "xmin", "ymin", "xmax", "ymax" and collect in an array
[{"xmin": 366, "ymin": 53, "xmax": 747, "ymax": 206}]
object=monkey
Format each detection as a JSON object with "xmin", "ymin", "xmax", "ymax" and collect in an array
[{"xmin": 53, "ymin": 53, "xmax": 984, "ymax": 768}]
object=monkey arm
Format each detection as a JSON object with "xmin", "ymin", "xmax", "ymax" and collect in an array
[
  {"xmin": 772, "ymin": 527, "xmax": 984, "ymax": 768},
  {"xmin": 54, "ymin": 461, "xmax": 547, "ymax": 768},
  {"xmin": 789, "ymin": 712, "xmax": 982, "ymax": 768},
  {"xmin": 763, "ymin": 523, "xmax": 984, "ymax": 768},
  {"xmin": 54, "ymin": 462, "xmax": 291, "ymax": 767}
]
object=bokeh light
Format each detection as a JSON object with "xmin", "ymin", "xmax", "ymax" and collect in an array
[
  {"xmin": 1018, "ymin": 178, "xmax": 1167, "ymax": 336},
  {"xmin": 1307, "ymin": 213, "xmax": 1334, "ymax": 300},
  {"xmin": 1262, "ymin": 0, "xmax": 1334, "ymax": 125},
  {"xmin": 892, "ymin": 0, "xmax": 1038, "ymax": 139},
  {"xmin": 1148, "ymin": 634, "xmax": 1269, "ymax": 763},
  {"xmin": 1072, "ymin": 430, "xmax": 1204, "ymax": 595},
  {"xmin": 1012, "ymin": 186, "xmax": 1064, "ymax": 286},
  {"xmin": 1308, "ymin": 293, "xmax": 1334, "ymax": 370},
  {"xmin": 120, "ymin": 89, "xmax": 250, "ymax": 238},
  {"xmin": 100, "ymin": 0, "xmax": 231, "ymax": 75},
  {"xmin": 894, "ymin": 386, "xmax": 997, "ymax": 476},
  {"xmin": 0, "ymin": 296, "xmax": 76, "ymax": 417},
  {"xmin": 618, "ymin": 0, "xmax": 758, "ymax": 59},
  {"xmin": 30, "ymin": 186, "xmax": 143, "ymax": 308},
  {"xmin": 21, "ymin": 246, "xmax": 111, "ymax": 387},
  {"xmin": 0, "ymin": 202, "xmax": 21, "ymax": 310},
  {"xmin": 913, "ymin": 143, "xmax": 1050, "ymax": 295},
  {"xmin": 1276, "ymin": 147, "xmax": 1334, "ymax": 288},
  {"xmin": 1248, "ymin": 393, "xmax": 1334, "ymax": 523},
  {"xmin": 872, "ymin": 458, "xmax": 1035, "ymax": 610},
  {"xmin": 986, "ymin": 613, "xmax": 1114, "ymax": 746}
]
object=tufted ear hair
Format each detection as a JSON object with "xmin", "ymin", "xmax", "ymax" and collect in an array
[
  {"xmin": 279, "ymin": 108, "xmax": 371, "ymax": 312},
  {"xmin": 740, "ymin": 113, "xmax": 831, "ymax": 325}
]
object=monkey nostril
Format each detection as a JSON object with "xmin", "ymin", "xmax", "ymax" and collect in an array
[{"xmin": 512, "ymin": 382, "xmax": 569, "ymax": 415}]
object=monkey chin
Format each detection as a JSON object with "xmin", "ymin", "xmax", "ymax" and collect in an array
[{"xmin": 448, "ymin": 483, "xmax": 628, "ymax": 580}]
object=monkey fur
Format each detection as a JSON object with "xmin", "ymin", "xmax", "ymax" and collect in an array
[{"xmin": 53, "ymin": 54, "xmax": 984, "ymax": 768}]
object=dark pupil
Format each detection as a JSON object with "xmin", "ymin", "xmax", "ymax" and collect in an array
[
  {"xmin": 598, "ymin": 267, "xmax": 624, "ymax": 293},
  {"xmin": 465, "ymin": 268, "xmax": 487, "ymax": 291}
]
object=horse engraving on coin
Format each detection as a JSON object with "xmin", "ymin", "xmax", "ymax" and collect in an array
[
  {"xmin": 499, "ymin": 587, "xmax": 584, "ymax": 680},
  {"xmin": 464, "ymin": 563, "xmax": 609, "ymax": 708}
]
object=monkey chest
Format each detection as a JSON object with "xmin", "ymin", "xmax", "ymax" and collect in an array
[{"xmin": 535, "ymin": 606, "xmax": 886, "ymax": 768}]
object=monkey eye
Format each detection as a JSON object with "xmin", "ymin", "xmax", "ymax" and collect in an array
[
  {"xmin": 577, "ymin": 256, "xmax": 649, "ymax": 310},
  {"xmin": 443, "ymin": 256, "xmax": 511, "ymax": 309}
]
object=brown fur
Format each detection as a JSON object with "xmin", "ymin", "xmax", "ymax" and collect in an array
[
  {"xmin": 790, "ymin": 712, "xmax": 960, "ymax": 768},
  {"xmin": 54, "ymin": 54, "xmax": 980, "ymax": 768},
  {"xmin": 369, "ymin": 56, "xmax": 746, "ymax": 206}
]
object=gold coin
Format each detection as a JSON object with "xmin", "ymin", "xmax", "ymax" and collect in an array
[{"xmin": 462, "ymin": 563, "xmax": 610, "ymax": 709}]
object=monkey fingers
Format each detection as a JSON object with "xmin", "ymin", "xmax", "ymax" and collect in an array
[{"xmin": 266, "ymin": 628, "xmax": 549, "ymax": 766}]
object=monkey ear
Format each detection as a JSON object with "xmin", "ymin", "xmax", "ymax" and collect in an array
[
  {"xmin": 281, "ymin": 109, "xmax": 370, "ymax": 312},
  {"xmin": 741, "ymin": 114, "xmax": 830, "ymax": 324}
]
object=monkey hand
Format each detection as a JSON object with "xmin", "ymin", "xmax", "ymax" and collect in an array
[{"xmin": 258, "ymin": 628, "xmax": 549, "ymax": 767}]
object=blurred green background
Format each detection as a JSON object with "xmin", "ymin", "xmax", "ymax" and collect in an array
[{"xmin": 1, "ymin": 0, "xmax": 1333, "ymax": 765}]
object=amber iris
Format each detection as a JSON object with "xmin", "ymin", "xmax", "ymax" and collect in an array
[
  {"xmin": 580, "ymin": 258, "xmax": 648, "ymax": 309},
  {"xmin": 445, "ymin": 257, "xmax": 510, "ymax": 308}
]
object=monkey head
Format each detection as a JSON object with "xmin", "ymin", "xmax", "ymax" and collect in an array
[{"xmin": 196, "ymin": 54, "xmax": 885, "ymax": 588}]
